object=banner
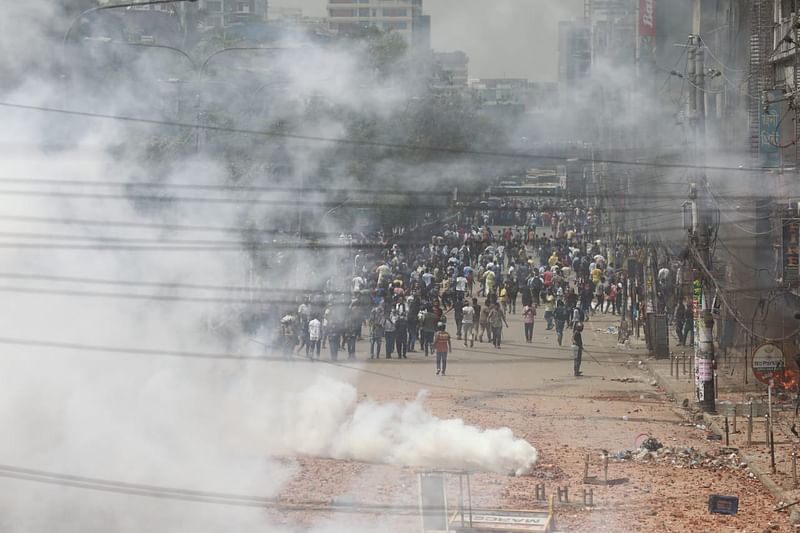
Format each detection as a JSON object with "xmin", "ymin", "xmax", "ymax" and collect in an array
[
  {"xmin": 761, "ymin": 90, "xmax": 783, "ymax": 167},
  {"xmin": 783, "ymin": 218, "xmax": 800, "ymax": 284},
  {"xmin": 639, "ymin": 0, "xmax": 655, "ymax": 37}
]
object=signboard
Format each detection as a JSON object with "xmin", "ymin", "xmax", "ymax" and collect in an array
[
  {"xmin": 783, "ymin": 218, "xmax": 800, "ymax": 284},
  {"xmin": 470, "ymin": 513, "xmax": 548, "ymax": 526},
  {"xmin": 752, "ymin": 343, "xmax": 785, "ymax": 384},
  {"xmin": 639, "ymin": 0, "xmax": 656, "ymax": 36},
  {"xmin": 760, "ymin": 90, "xmax": 783, "ymax": 167},
  {"xmin": 693, "ymin": 284, "xmax": 706, "ymax": 402},
  {"xmin": 691, "ymin": 279, "xmax": 702, "ymax": 320},
  {"xmin": 695, "ymin": 357, "xmax": 712, "ymax": 401}
]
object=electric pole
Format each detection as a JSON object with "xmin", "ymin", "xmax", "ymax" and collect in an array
[{"xmin": 687, "ymin": 1, "xmax": 716, "ymax": 412}]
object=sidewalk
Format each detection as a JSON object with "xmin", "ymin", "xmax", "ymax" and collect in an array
[{"xmin": 644, "ymin": 335, "xmax": 800, "ymax": 523}]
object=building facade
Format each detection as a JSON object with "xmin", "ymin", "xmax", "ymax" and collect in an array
[
  {"xmin": 433, "ymin": 51, "xmax": 468, "ymax": 87},
  {"xmin": 557, "ymin": 19, "xmax": 590, "ymax": 85},
  {"xmin": 326, "ymin": 0, "xmax": 426, "ymax": 44},
  {"xmin": 196, "ymin": 0, "xmax": 268, "ymax": 28}
]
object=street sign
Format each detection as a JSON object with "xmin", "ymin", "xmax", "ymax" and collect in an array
[{"xmin": 752, "ymin": 343, "xmax": 785, "ymax": 385}]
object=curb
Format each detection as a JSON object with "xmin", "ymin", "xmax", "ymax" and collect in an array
[
  {"xmin": 701, "ymin": 413, "xmax": 787, "ymax": 501},
  {"xmin": 643, "ymin": 360, "xmax": 691, "ymax": 403},
  {"xmin": 645, "ymin": 361, "xmax": 789, "ymax": 503}
]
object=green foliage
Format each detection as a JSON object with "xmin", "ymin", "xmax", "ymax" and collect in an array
[{"xmin": 343, "ymin": 26, "xmax": 408, "ymax": 77}]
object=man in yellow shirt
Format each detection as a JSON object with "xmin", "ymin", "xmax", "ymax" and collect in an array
[
  {"xmin": 548, "ymin": 252, "xmax": 559, "ymax": 268},
  {"xmin": 591, "ymin": 266, "xmax": 603, "ymax": 284},
  {"xmin": 483, "ymin": 269, "xmax": 496, "ymax": 296}
]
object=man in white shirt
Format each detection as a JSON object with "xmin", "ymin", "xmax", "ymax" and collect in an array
[
  {"xmin": 455, "ymin": 274, "xmax": 467, "ymax": 303},
  {"xmin": 307, "ymin": 316, "xmax": 322, "ymax": 359},
  {"xmin": 352, "ymin": 275, "xmax": 365, "ymax": 293},
  {"xmin": 462, "ymin": 301, "xmax": 475, "ymax": 347},
  {"xmin": 297, "ymin": 298, "xmax": 311, "ymax": 327}
]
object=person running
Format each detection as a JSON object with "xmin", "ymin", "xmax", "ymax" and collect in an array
[
  {"xmin": 487, "ymin": 302, "xmax": 508, "ymax": 349},
  {"xmin": 433, "ymin": 323, "xmax": 452, "ymax": 376},
  {"xmin": 462, "ymin": 299, "xmax": 475, "ymax": 347},
  {"xmin": 573, "ymin": 321, "xmax": 584, "ymax": 377},
  {"xmin": 522, "ymin": 303, "xmax": 536, "ymax": 343}
]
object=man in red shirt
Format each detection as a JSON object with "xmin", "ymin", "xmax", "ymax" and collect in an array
[
  {"xmin": 433, "ymin": 324, "xmax": 452, "ymax": 376},
  {"xmin": 543, "ymin": 269, "xmax": 553, "ymax": 288}
]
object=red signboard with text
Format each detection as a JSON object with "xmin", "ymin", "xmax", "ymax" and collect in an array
[{"xmin": 640, "ymin": 0, "xmax": 656, "ymax": 36}]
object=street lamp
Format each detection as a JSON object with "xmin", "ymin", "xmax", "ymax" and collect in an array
[
  {"xmin": 63, "ymin": 0, "xmax": 198, "ymax": 46},
  {"xmin": 82, "ymin": 37, "xmax": 198, "ymax": 71}
]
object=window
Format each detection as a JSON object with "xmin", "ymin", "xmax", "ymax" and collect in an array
[
  {"xmin": 384, "ymin": 21, "xmax": 407, "ymax": 30},
  {"xmin": 330, "ymin": 8, "xmax": 356, "ymax": 17},
  {"xmin": 236, "ymin": 2, "xmax": 251, "ymax": 13},
  {"xmin": 205, "ymin": 0, "xmax": 222, "ymax": 12},
  {"xmin": 781, "ymin": 0, "xmax": 794, "ymax": 19},
  {"xmin": 383, "ymin": 8, "xmax": 407, "ymax": 17},
  {"xmin": 358, "ymin": 8, "xmax": 370, "ymax": 17}
]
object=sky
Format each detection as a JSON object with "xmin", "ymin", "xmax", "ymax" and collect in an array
[{"xmin": 275, "ymin": 0, "xmax": 583, "ymax": 81}]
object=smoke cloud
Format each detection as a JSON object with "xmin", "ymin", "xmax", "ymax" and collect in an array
[
  {"xmin": 0, "ymin": 3, "xmax": 540, "ymax": 531},
  {"xmin": 278, "ymin": 379, "xmax": 537, "ymax": 475}
]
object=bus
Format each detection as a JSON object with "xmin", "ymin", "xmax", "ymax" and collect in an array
[
  {"xmin": 488, "ymin": 167, "xmax": 565, "ymax": 198},
  {"xmin": 487, "ymin": 184, "xmax": 562, "ymax": 197}
]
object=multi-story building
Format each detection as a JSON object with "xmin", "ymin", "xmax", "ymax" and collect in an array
[
  {"xmin": 196, "ymin": 0, "xmax": 268, "ymax": 28},
  {"xmin": 115, "ymin": 0, "xmax": 269, "ymax": 38},
  {"xmin": 470, "ymin": 79, "xmax": 556, "ymax": 111},
  {"xmin": 326, "ymin": 0, "xmax": 427, "ymax": 45},
  {"xmin": 119, "ymin": 0, "xmax": 268, "ymax": 30},
  {"xmin": 557, "ymin": 19, "xmax": 590, "ymax": 85}
]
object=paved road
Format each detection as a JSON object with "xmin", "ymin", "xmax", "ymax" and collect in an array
[{"xmin": 278, "ymin": 301, "xmax": 781, "ymax": 531}]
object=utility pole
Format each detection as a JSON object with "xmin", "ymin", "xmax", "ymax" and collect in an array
[{"xmin": 687, "ymin": 0, "xmax": 716, "ymax": 413}]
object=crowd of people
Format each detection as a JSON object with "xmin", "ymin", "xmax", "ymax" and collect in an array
[{"xmin": 274, "ymin": 199, "xmax": 624, "ymax": 378}]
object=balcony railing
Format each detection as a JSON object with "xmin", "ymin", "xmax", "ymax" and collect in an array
[{"xmin": 773, "ymin": 16, "xmax": 797, "ymax": 62}]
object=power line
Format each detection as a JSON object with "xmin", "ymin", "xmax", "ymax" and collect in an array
[
  {"xmin": 0, "ymin": 173, "xmax": 788, "ymax": 204},
  {"xmin": 0, "ymin": 176, "xmax": 454, "ymax": 197},
  {"xmin": 0, "ymin": 188, "xmax": 451, "ymax": 209},
  {"xmin": 0, "ymin": 462, "xmax": 443, "ymax": 515},
  {"xmin": 0, "ymin": 185, "xmax": 767, "ymax": 211},
  {"xmin": 0, "ymin": 101, "xmax": 780, "ymax": 173},
  {"xmin": 690, "ymin": 246, "xmax": 800, "ymax": 342},
  {"xmin": 0, "ymin": 272, "xmax": 328, "ymax": 294},
  {"xmin": 0, "ymin": 285, "xmax": 347, "ymax": 306},
  {"xmin": 0, "ymin": 334, "xmax": 619, "ymax": 395}
]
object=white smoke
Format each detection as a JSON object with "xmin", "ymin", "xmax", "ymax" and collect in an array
[
  {"xmin": 276, "ymin": 377, "xmax": 537, "ymax": 475},
  {"xmin": 0, "ymin": 2, "xmax": 541, "ymax": 531}
]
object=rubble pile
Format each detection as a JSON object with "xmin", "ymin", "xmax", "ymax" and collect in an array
[{"xmin": 610, "ymin": 439, "xmax": 746, "ymax": 470}]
